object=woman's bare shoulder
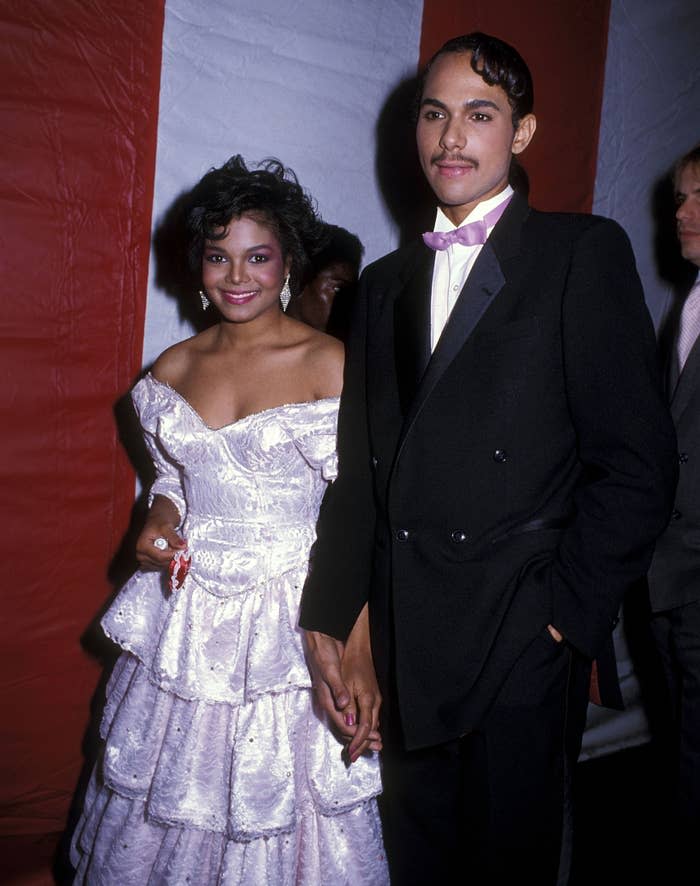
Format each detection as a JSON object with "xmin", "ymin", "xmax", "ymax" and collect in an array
[
  {"xmin": 302, "ymin": 329, "xmax": 344, "ymax": 398},
  {"xmin": 150, "ymin": 333, "xmax": 207, "ymax": 386}
]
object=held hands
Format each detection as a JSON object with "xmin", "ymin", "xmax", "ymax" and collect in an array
[{"xmin": 303, "ymin": 604, "xmax": 382, "ymax": 763}]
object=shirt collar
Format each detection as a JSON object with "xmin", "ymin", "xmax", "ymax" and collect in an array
[{"xmin": 433, "ymin": 185, "xmax": 514, "ymax": 234}]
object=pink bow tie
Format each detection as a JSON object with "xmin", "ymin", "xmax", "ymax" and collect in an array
[{"xmin": 422, "ymin": 196, "xmax": 512, "ymax": 250}]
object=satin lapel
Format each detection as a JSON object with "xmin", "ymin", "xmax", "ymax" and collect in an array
[
  {"xmin": 393, "ymin": 245, "xmax": 434, "ymax": 415},
  {"xmin": 391, "ymin": 194, "xmax": 529, "ymax": 458},
  {"xmin": 397, "ymin": 243, "xmax": 505, "ymax": 443},
  {"xmin": 395, "ymin": 193, "xmax": 528, "ymax": 453}
]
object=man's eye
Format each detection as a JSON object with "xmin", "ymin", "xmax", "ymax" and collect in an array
[{"xmin": 424, "ymin": 110, "xmax": 444, "ymax": 120}]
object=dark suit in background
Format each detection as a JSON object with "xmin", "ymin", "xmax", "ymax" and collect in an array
[{"xmin": 648, "ymin": 144, "xmax": 700, "ymax": 834}]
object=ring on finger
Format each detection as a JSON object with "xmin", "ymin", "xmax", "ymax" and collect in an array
[{"xmin": 153, "ymin": 537, "xmax": 168, "ymax": 550}]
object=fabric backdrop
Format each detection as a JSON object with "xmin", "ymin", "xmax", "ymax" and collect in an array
[{"xmin": 1, "ymin": 1, "xmax": 698, "ymax": 882}]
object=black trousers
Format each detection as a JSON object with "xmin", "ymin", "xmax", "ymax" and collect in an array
[
  {"xmin": 651, "ymin": 598, "xmax": 700, "ymax": 822},
  {"xmin": 379, "ymin": 629, "xmax": 591, "ymax": 885}
]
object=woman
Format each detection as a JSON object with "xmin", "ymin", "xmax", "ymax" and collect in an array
[{"xmin": 70, "ymin": 156, "xmax": 388, "ymax": 884}]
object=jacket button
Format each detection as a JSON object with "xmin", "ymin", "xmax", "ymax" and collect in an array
[
  {"xmin": 679, "ymin": 452, "xmax": 689, "ymax": 464},
  {"xmin": 450, "ymin": 530, "xmax": 469, "ymax": 543},
  {"xmin": 395, "ymin": 529, "xmax": 410, "ymax": 541},
  {"xmin": 493, "ymin": 449, "xmax": 507, "ymax": 463},
  {"xmin": 672, "ymin": 509, "xmax": 682, "ymax": 520}
]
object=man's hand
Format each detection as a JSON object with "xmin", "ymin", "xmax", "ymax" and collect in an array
[
  {"xmin": 341, "ymin": 603, "xmax": 382, "ymax": 761},
  {"xmin": 303, "ymin": 629, "xmax": 351, "ymax": 732},
  {"xmin": 547, "ymin": 624, "xmax": 564, "ymax": 643},
  {"xmin": 303, "ymin": 604, "xmax": 382, "ymax": 761}
]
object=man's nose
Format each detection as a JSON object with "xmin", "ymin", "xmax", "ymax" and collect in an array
[{"xmin": 440, "ymin": 119, "xmax": 467, "ymax": 151}]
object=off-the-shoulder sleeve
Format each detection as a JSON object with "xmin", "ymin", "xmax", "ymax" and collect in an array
[
  {"xmin": 289, "ymin": 399, "xmax": 339, "ymax": 483},
  {"xmin": 131, "ymin": 376, "xmax": 187, "ymax": 525}
]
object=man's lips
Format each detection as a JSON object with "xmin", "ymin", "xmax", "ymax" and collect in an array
[{"xmin": 432, "ymin": 157, "xmax": 477, "ymax": 178}]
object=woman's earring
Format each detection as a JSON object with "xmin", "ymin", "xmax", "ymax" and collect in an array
[
  {"xmin": 279, "ymin": 275, "xmax": 291, "ymax": 312},
  {"xmin": 199, "ymin": 290, "xmax": 210, "ymax": 310}
]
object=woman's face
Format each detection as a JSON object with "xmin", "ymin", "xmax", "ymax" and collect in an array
[{"xmin": 201, "ymin": 213, "xmax": 290, "ymax": 323}]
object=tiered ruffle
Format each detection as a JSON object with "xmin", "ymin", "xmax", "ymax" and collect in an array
[{"xmin": 71, "ymin": 538, "xmax": 386, "ymax": 884}]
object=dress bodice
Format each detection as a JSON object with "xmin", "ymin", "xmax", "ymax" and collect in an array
[{"xmin": 134, "ymin": 373, "xmax": 339, "ymax": 528}]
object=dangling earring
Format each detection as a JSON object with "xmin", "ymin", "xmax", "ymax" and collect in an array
[
  {"xmin": 279, "ymin": 274, "xmax": 292, "ymax": 312},
  {"xmin": 199, "ymin": 290, "xmax": 210, "ymax": 310}
]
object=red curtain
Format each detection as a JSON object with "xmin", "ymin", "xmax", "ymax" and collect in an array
[
  {"xmin": 419, "ymin": 0, "xmax": 611, "ymax": 213},
  {"xmin": 0, "ymin": 1, "xmax": 164, "ymax": 881}
]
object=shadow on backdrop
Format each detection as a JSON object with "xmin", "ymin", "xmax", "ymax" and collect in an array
[{"xmin": 55, "ymin": 185, "xmax": 212, "ymax": 881}]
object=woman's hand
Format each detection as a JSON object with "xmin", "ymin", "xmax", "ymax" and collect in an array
[{"xmin": 135, "ymin": 494, "xmax": 186, "ymax": 570}]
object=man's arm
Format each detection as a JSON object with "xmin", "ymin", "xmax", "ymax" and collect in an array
[
  {"xmin": 550, "ymin": 218, "xmax": 678, "ymax": 656},
  {"xmin": 300, "ymin": 270, "xmax": 382, "ymax": 756},
  {"xmin": 300, "ymin": 269, "xmax": 376, "ymax": 637}
]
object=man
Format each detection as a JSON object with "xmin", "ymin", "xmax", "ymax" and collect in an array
[
  {"xmin": 300, "ymin": 33, "xmax": 678, "ymax": 884},
  {"xmin": 286, "ymin": 223, "xmax": 363, "ymax": 340},
  {"xmin": 648, "ymin": 143, "xmax": 700, "ymax": 846}
]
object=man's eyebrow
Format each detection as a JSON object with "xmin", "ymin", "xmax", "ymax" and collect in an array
[
  {"xmin": 465, "ymin": 98, "xmax": 500, "ymax": 111},
  {"xmin": 420, "ymin": 96, "xmax": 447, "ymax": 110},
  {"xmin": 419, "ymin": 97, "xmax": 501, "ymax": 111}
]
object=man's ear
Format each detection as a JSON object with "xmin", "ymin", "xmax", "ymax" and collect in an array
[{"xmin": 512, "ymin": 113, "xmax": 536, "ymax": 155}]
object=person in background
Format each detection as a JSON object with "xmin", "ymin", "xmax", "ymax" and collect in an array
[
  {"xmin": 69, "ymin": 155, "xmax": 388, "ymax": 885},
  {"xmin": 286, "ymin": 222, "xmax": 363, "ymax": 340},
  {"xmin": 299, "ymin": 32, "xmax": 678, "ymax": 885},
  {"xmin": 648, "ymin": 142, "xmax": 700, "ymax": 858}
]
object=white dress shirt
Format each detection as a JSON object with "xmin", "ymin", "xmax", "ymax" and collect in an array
[{"xmin": 429, "ymin": 186, "xmax": 513, "ymax": 351}]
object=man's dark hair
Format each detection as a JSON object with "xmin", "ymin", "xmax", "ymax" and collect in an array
[
  {"xmin": 419, "ymin": 31, "xmax": 534, "ymax": 128},
  {"xmin": 304, "ymin": 224, "xmax": 364, "ymax": 283},
  {"xmin": 185, "ymin": 154, "xmax": 325, "ymax": 281}
]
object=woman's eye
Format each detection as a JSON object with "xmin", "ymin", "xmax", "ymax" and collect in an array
[
  {"xmin": 205, "ymin": 253, "xmax": 226, "ymax": 263},
  {"xmin": 250, "ymin": 254, "xmax": 268, "ymax": 263}
]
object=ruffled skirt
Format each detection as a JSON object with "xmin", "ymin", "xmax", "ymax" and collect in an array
[{"xmin": 69, "ymin": 530, "xmax": 388, "ymax": 885}]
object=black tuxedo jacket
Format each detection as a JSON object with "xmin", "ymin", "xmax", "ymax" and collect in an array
[
  {"xmin": 300, "ymin": 194, "xmax": 678, "ymax": 750},
  {"xmin": 649, "ymin": 280, "xmax": 700, "ymax": 611}
]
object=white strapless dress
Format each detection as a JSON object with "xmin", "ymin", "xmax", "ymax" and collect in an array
[{"xmin": 70, "ymin": 373, "xmax": 388, "ymax": 885}]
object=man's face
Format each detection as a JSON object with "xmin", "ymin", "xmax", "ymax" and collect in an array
[
  {"xmin": 416, "ymin": 51, "xmax": 536, "ymax": 226},
  {"xmin": 676, "ymin": 161, "xmax": 700, "ymax": 268}
]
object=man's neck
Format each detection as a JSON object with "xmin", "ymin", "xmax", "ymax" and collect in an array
[{"xmin": 435, "ymin": 186, "xmax": 514, "ymax": 232}]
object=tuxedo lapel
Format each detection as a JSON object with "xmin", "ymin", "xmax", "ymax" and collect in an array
[
  {"xmin": 393, "ymin": 245, "xmax": 433, "ymax": 416},
  {"xmin": 425, "ymin": 244, "xmax": 505, "ymax": 389},
  {"xmin": 396, "ymin": 195, "xmax": 528, "ymax": 448}
]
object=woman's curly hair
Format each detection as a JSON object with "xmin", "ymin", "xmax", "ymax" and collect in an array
[{"xmin": 186, "ymin": 155, "xmax": 327, "ymax": 285}]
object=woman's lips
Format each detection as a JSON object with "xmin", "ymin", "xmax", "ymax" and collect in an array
[{"xmin": 222, "ymin": 290, "xmax": 258, "ymax": 305}]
